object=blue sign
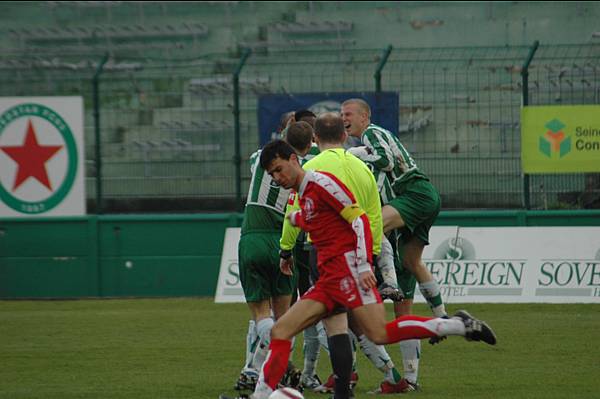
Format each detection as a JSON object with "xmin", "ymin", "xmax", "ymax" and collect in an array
[{"xmin": 258, "ymin": 92, "xmax": 399, "ymax": 145}]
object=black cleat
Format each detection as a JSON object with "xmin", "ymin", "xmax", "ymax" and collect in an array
[
  {"xmin": 454, "ymin": 309, "xmax": 497, "ymax": 345},
  {"xmin": 234, "ymin": 370, "xmax": 258, "ymax": 391},
  {"xmin": 378, "ymin": 282, "xmax": 405, "ymax": 302},
  {"xmin": 428, "ymin": 334, "xmax": 447, "ymax": 345},
  {"xmin": 280, "ymin": 367, "xmax": 303, "ymax": 391}
]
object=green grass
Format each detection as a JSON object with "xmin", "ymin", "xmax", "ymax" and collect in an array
[{"xmin": 1, "ymin": 299, "xmax": 599, "ymax": 399}]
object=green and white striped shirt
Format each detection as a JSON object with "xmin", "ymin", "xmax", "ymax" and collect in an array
[
  {"xmin": 350, "ymin": 123, "xmax": 428, "ymax": 202},
  {"xmin": 242, "ymin": 150, "xmax": 289, "ymax": 233}
]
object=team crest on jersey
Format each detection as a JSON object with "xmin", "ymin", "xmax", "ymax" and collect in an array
[
  {"xmin": 340, "ymin": 276, "xmax": 356, "ymax": 302},
  {"xmin": 303, "ymin": 197, "xmax": 315, "ymax": 220}
]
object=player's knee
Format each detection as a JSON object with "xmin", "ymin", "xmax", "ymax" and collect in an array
[
  {"xmin": 361, "ymin": 323, "xmax": 388, "ymax": 345},
  {"xmin": 270, "ymin": 322, "xmax": 290, "ymax": 341}
]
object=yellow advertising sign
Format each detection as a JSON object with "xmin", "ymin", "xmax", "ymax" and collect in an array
[{"xmin": 521, "ymin": 105, "xmax": 600, "ymax": 173}]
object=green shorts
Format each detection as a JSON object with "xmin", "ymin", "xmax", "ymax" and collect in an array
[
  {"xmin": 238, "ymin": 232, "xmax": 297, "ymax": 302},
  {"xmin": 389, "ymin": 230, "xmax": 417, "ymax": 300},
  {"xmin": 387, "ymin": 178, "xmax": 441, "ymax": 245}
]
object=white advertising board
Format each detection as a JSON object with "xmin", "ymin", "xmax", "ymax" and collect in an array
[
  {"xmin": 0, "ymin": 97, "xmax": 85, "ymax": 217},
  {"xmin": 215, "ymin": 226, "xmax": 600, "ymax": 304}
]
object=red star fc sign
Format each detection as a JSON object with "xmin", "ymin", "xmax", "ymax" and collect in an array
[{"xmin": 0, "ymin": 98, "xmax": 84, "ymax": 216}]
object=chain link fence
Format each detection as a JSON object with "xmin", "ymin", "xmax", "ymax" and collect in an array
[{"xmin": 0, "ymin": 44, "xmax": 598, "ymax": 212}]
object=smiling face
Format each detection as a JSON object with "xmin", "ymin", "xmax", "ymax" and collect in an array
[
  {"xmin": 265, "ymin": 153, "xmax": 303, "ymax": 191},
  {"xmin": 341, "ymin": 102, "xmax": 370, "ymax": 138}
]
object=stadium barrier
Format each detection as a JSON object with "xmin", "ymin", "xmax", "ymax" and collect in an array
[{"xmin": 1, "ymin": 210, "xmax": 599, "ymax": 299}]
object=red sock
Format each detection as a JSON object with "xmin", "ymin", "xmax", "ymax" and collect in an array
[
  {"xmin": 385, "ymin": 315, "xmax": 436, "ymax": 343},
  {"xmin": 262, "ymin": 338, "xmax": 292, "ymax": 390}
]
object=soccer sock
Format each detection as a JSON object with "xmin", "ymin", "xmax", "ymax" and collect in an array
[
  {"xmin": 348, "ymin": 329, "xmax": 358, "ymax": 373},
  {"xmin": 252, "ymin": 317, "xmax": 274, "ymax": 370},
  {"xmin": 302, "ymin": 324, "xmax": 321, "ymax": 377},
  {"xmin": 399, "ymin": 339, "xmax": 420, "ymax": 384},
  {"xmin": 357, "ymin": 334, "xmax": 400, "ymax": 383},
  {"xmin": 378, "ymin": 235, "xmax": 399, "ymax": 287},
  {"xmin": 256, "ymin": 338, "xmax": 292, "ymax": 393},
  {"xmin": 385, "ymin": 315, "xmax": 466, "ymax": 343},
  {"xmin": 328, "ymin": 333, "xmax": 353, "ymax": 399},
  {"xmin": 419, "ymin": 280, "xmax": 447, "ymax": 317},
  {"xmin": 243, "ymin": 320, "xmax": 258, "ymax": 371},
  {"xmin": 316, "ymin": 321, "xmax": 330, "ymax": 355}
]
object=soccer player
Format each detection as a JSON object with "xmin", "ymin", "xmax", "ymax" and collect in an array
[
  {"xmin": 219, "ymin": 140, "xmax": 496, "ymax": 399},
  {"xmin": 342, "ymin": 98, "xmax": 445, "ymax": 390},
  {"xmin": 280, "ymin": 113, "xmax": 407, "ymax": 395},
  {"xmin": 234, "ymin": 121, "xmax": 315, "ymax": 391}
]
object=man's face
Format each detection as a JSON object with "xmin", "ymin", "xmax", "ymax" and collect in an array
[
  {"xmin": 266, "ymin": 155, "xmax": 300, "ymax": 190},
  {"xmin": 341, "ymin": 103, "xmax": 368, "ymax": 138}
]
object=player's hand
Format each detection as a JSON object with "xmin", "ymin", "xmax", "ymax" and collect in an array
[
  {"xmin": 280, "ymin": 257, "xmax": 294, "ymax": 276},
  {"xmin": 358, "ymin": 269, "xmax": 377, "ymax": 290}
]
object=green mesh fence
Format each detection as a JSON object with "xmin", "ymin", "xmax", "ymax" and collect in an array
[{"xmin": 0, "ymin": 44, "xmax": 598, "ymax": 212}]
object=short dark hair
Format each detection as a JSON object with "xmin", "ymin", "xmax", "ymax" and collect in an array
[
  {"xmin": 286, "ymin": 121, "xmax": 314, "ymax": 153},
  {"xmin": 260, "ymin": 139, "xmax": 296, "ymax": 171},
  {"xmin": 294, "ymin": 109, "xmax": 317, "ymax": 127},
  {"xmin": 314, "ymin": 112, "xmax": 345, "ymax": 144}
]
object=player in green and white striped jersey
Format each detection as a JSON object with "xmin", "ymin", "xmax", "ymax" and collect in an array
[
  {"xmin": 235, "ymin": 120, "xmax": 314, "ymax": 392},
  {"xmin": 342, "ymin": 98, "xmax": 445, "ymax": 392}
]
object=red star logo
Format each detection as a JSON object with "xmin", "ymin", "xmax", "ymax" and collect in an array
[{"xmin": 0, "ymin": 119, "xmax": 63, "ymax": 192}]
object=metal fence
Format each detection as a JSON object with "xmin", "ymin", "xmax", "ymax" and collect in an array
[{"xmin": 0, "ymin": 43, "xmax": 598, "ymax": 212}]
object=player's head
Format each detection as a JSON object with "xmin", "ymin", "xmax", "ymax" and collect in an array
[
  {"xmin": 285, "ymin": 121, "xmax": 314, "ymax": 156},
  {"xmin": 314, "ymin": 112, "xmax": 347, "ymax": 145},
  {"xmin": 341, "ymin": 98, "xmax": 371, "ymax": 138},
  {"xmin": 260, "ymin": 139, "xmax": 303, "ymax": 190},
  {"xmin": 294, "ymin": 109, "xmax": 317, "ymax": 128}
]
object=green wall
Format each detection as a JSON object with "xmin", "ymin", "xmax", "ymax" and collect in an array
[{"xmin": 1, "ymin": 211, "xmax": 599, "ymax": 299}]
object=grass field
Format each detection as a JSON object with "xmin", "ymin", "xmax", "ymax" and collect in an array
[{"xmin": 1, "ymin": 298, "xmax": 599, "ymax": 399}]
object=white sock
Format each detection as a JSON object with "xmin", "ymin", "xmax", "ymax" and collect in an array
[
  {"xmin": 302, "ymin": 324, "xmax": 321, "ymax": 377},
  {"xmin": 252, "ymin": 317, "xmax": 274, "ymax": 370},
  {"xmin": 358, "ymin": 334, "xmax": 396, "ymax": 382},
  {"xmin": 399, "ymin": 339, "xmax": 420, "ymax": 384},
  {"xmin": 419, "ymin": 280, "xmax": 447, "ymax": 317},
  {"xmin": 378, "ymin": 235, "xmax": 398, "ymax": 287},
  {"xmin": 316, "ymin": 321, "xmax": 330, "ymax": 355},
  {"xmin": 243, "ymin": 319, "xmax": 258, "ymax": 371},
  {"xmin": 423, "ymin": 318, "xmax": 465, "ymax": 336}
]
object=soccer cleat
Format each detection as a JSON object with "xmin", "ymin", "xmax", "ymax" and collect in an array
[
  {"xmin": 378, "ymin": 282, "xmax": 405, "ymax": 302},
  {"xmin": 314, "ymin": 372, "xmax": 358, "ymax": 394},
  {"xmin": 350, "ymin": 371, "xmax": 359, "ymax": 389},
  {"xmin": 219, "ymin": 394, "xmax": 249, "ymax": 399},
  {"xmin": 280, "ymin": 367, "xmax": 303, "ymax": 391},
  {"xmin": 234, "ymin": 369, "xmax": 258, "ymax": 391},
  {"xmin": 428, "ymin": 335, "xmax": 447, "ymax": 345},
  {"xmin": 300, "ymin": 373, "xmax": 322, "ymax": 390},
  {"xmin": 454, "ymin": 309, "xmax": 497, "ymax": 345},
  {"xmin": 367, "ymin": 378, "xmax": 418, "ymax": 394}
]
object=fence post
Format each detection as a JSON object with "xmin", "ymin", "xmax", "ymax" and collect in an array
[
  {"xmin": 93, "ymin": 53, "xmax": 109, "ymax": 214},
  {"xmin": 520, "ymin": 40, "xmax": 539, "ymax": 210},
  {"xmin": 374, "ymin": 45, "xmax": 393, "ymax": 92},
  {"xmin": 233, "ymin": 48, "xmax": 251, "ymax": 212}
]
